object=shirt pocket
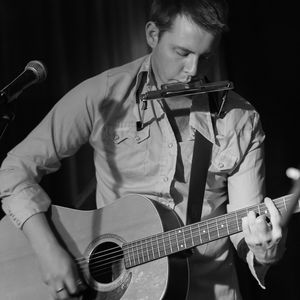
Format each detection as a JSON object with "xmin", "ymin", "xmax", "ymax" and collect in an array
[
  {"xmin": 102, "ymin": 124, "xmax": 150, "ymax": 176},
  {"xmin": 211, "ymin": 148, "xmax": 238, "ymax": 174}
]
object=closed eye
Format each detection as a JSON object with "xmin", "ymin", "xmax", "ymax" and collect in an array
[{"xmin": 175, "ymin": 49, "xmax": 189, "ymax": 57}]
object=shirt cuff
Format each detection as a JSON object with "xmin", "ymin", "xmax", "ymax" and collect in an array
[
  {"xmin": 246, "ymin": 249, "xmax": 270, "ymax": 289},
  {"xmin": 1, "ymin": 184, "xmax": 51, "ymax": 228}
]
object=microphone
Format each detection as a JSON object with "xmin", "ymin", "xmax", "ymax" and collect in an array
[{"xmin": 0, "ymin": 60, "xmax": 47, "ymax": 105}]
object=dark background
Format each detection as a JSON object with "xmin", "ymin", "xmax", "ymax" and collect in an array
[{"xmin": 1, "ymin": 1, "xmax": 300, "ymax": 299}]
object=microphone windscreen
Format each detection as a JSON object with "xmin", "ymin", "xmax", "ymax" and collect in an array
[{"xmin": 25, "ymin": 60, "xmax": 47, "ymax": 82}]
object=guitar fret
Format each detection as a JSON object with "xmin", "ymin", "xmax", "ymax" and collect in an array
[
  {"xmin": 206, "ymin": 223, "xmax": 211, "ymax": 241},
  {"xmin": 235, "ymin": 211, "xmax": 241, "ymax": 231},
  {"xmin": 156, "ymin": 236, "xmax": 161, "ymax": 258},
  {"xmin": 190, "ymin": 225, "xmax": 195, "ymax": 247},
  {"xmin": 197, "ymin": 223, "xmax": 203, "ymax": 244},
  {"xmin": 162, "ymin": 235, "xmax": 167, "ymax": 256},
  {"xmin": 219, "ymin": 216, "xmax": 228, "ymax": 236},
  {"xmin": 177, "ymin": 229, "xmax": 185, "ymax": 250},
  {"xmin": 136, "ymin": 241, "xmax": 141, "ymax": 265},
  {"xmin": 150, "ymin": 236, "xmax": 155, "ymax": 260},
  {"xmin": 129, "ymin": 242, "xmax": 135, "ymax": 266},
  {"xmin": 141, "ymin": 240, "xmax": 146, "ymax": 263},
  {"xmin": 175, "ymin": 229, "xmax": 180, "ymax": 251},
  {"xmin": 215, "ymin": 219, "xmax": 220, "ymax": 238},
  {"xmin": 225, "ymin": 216, "xmax": 229, "ymax": 235},
  {"xmin": 210, "ymin": 219, "xmax": 218, "ymax": 240},
  {"xmin": 126, "ymin": 245, "xmax": 133, "ymax": 267},
  {"xmin": 132, "ymin": 246, "xmax": 136, "ymax": 265},
  {"xmin": 159, "ymin": 235, "xmax": 165, "ymax": 257},
  {"xmin": 140, "ymin": 241, "xmax": 145, "ymax": 263},
  {"xmin": 145, "ymin": 239, "xmax": 150, "ymax": 262},
  {"xmin": 185, "ymin": 226, "xmax": 193, "ymax": 248},
  {"xmin": 168, "ymin": 231, "xmax": 173, "ymax": 254},
  {"xmin": 183, "ymin": 229, "xmax": 187, "ymax": 249},
  {"xmin": 200, "ymin": 223, "xmax": 209, "ymax": 243}
]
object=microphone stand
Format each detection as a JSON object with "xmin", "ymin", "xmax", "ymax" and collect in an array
[{"xmin": 0, "ymin": 92, "xmax": 15, "ymax": 141}]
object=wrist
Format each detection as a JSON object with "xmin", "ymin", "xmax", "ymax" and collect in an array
[{"xmin": 22, "ymin": 212, "xmax": 61, "ymax": 253}]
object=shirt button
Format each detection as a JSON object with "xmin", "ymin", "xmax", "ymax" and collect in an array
[
  {"xmin": 218, "ymin": 162, "xmax": 224, "ymax": 168},
  {"xmin": 163, "ymin": 176, "xmax": 168, "ymax": 182},
  {"xmin": 168, "ymin": 143, "xmax": 173, "ymax": 148},
  {"xmin": 135, "ymin": 135, "xmax": 141, "ymax": 142},
  {"xmin": 113, "ymin": 134, "xmax": 119, "ymax": 141}
]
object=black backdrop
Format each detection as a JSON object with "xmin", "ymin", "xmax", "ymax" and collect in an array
[{"xmin": 1, "ymin": 1, "xmax": 300, "ymax": 299}]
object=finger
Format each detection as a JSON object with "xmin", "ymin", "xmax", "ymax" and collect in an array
[
  {"xmin": 247, "ymin": 210, "xmax": 257, "ymax": 231},
  {"xmin": 242, "ymin": 216, "xmax": 260, "ymax": 246},
  {"xmin": 255, "ymin": 215, "xmax": 269, "ymax": 232},
  {"xmin": 247, "ymin": 210, "xmax": 268, "ymax": 237},
  {"xmin": 65, "ymin": 277, "xmax": 86, "ymax": 296},
  {"xmin": 242, "ymin": 217, "xmax": 250, "ymax": 235},
  {"xmin": 264, "ymin": 198, "xmax": 282, "ymax": 240},
  {"xmin": 265, "ymin": 197, "xmax": 281, "ymax": 224},
  {"xmin": 51, "ymin": 286, "xmax": 69, "ymax": 300}
]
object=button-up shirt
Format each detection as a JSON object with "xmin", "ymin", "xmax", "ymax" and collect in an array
[{"xmin": 0, "ymin": 54, "xmax": 266, "ymax": 299}]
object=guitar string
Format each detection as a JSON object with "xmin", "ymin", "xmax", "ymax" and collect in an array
[
  {"xmin": 73, "ymin": 199, "xmax": 291, "ymax": 270},
  {"xmin": 75, "ymin": 209, "xmax": 278, "ymax": 278},
  {"xmin": 73, "ymin": 197, "xmax": 295, "ymax": 279},
  {"xmin": 71, "ymin": 198, "xmax": 292, "ymax": 278},
  {"xmin": 74, "ymin": 217, "xmax": 291, "ymax": 278},
  {"xmin": 74, "ymin": 212, "xmax": 290, "ymax": 278},
  {"xmin": 76, "ymin": 198, "xmax": 290, "ymax": 265}
]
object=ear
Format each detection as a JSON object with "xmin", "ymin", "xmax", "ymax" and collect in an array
[{"xmin": 145, "ymin": 21, "xmax": 160, "ymax": 49}]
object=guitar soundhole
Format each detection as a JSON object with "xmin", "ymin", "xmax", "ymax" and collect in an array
[{"xmin": 89, "ymin": 241, "xmax": 124, "ymax": 284}]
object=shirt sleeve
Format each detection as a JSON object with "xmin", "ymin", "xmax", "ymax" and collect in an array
[
  {"xmin": 226, "ymin": 109, "xmax": 268, "ymax": 287},
  {"xmin": 0, "ymin": 73, "xmax": 107, "ymax": 228}
]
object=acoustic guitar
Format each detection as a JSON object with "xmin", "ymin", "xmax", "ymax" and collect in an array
[{"xmin": 0, "ymin": 193, "xmax": 298, "ymax": 299}]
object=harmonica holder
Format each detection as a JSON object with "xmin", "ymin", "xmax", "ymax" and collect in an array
[
  {"xmin": 136, "ymin": 80, "xmax": 234, "ymax": 130},
  {"xmin": 140, "ymin": 80, "xmax": 234, "ymax": 102}
]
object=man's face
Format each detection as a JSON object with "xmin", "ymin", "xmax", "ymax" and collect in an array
[{"xmin": 147, "ymin": 15, "xmax": 217, "ymax": 86}]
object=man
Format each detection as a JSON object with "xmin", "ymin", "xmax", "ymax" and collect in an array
[{"xmin": 0, "ymin": 0, "xmax": 286, "ymax": 299}]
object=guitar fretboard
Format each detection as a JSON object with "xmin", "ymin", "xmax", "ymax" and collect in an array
[{"xmin": 123, "ymin": 194, "xmax": 299, "ymax": 268}]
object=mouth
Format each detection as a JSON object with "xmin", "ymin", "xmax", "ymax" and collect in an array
[{"xmin": 171, "ymin": 76, "xmax": 201, "ymax": 84}]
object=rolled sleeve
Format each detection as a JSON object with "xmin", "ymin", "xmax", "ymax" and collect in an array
[
  {"xmin": 1, "ymin": 184, "xmax": 51, "ymax": 228},
  {"xmin": 225, "ymin": 109, "xmax": 267, "ymax": 287},
  {"xmin": 0, "ymin": 72, "xmax": 104, "ymax": 228},
  {"xmin": 246, "ymin": 249, "xmax": 270, "ymax": 289}
]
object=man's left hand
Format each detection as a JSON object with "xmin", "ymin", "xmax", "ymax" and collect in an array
[{"xmin": 242, "ymin": 197, "xmax": 286, "ymax": 265}]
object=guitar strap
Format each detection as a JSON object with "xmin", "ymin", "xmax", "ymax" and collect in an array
[
  {"xmin": 186, "ymin": 92, "xmax": 216, "ymax": 225},
  {"xmin": 186, "ymin": 130, "xmax": 212, "ymax": 224}
]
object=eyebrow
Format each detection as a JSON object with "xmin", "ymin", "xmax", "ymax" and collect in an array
[{"xmin": 175, "ymin": 45, "xmax": 193, "ymax": 53}]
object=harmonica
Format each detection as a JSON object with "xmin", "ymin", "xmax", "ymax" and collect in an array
[{"xmin": 140, "ymin": 80, "xmax": 234, "ymax": 101}]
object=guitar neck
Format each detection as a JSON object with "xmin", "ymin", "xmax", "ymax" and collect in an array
[{"xmin": 123, "ymin": 194, "xmax": 299, "ymax": 268}]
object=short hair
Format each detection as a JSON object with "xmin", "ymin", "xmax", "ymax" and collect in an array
[{"xmin": 149, "ymin": 0, "xmax": 229, "ymax": 38}]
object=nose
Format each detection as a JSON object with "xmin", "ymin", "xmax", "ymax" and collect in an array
[{"xmin": 184, "ymin": 54, "xmax": 198, "ymax": 78}]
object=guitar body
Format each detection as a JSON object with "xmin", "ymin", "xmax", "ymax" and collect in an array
[{"xmin": 0, "ymin": 194, "xmax": 189, "ymax": 300}]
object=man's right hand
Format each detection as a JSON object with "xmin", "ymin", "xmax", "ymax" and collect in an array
[{"xmin": 22, "ymin": 213, "xmax": 86, "ymax": 299}]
